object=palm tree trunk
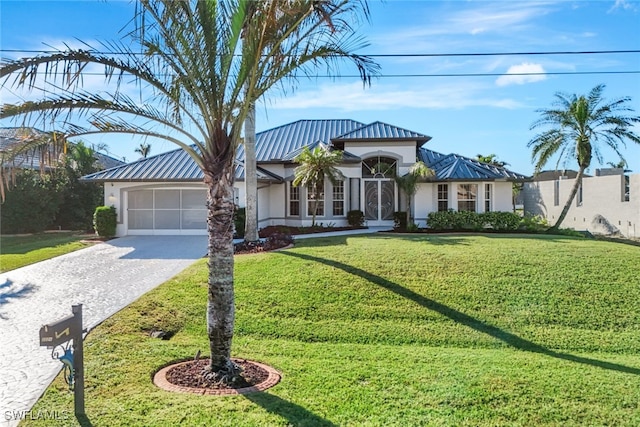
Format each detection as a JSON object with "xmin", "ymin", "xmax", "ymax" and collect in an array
[
  {"xmin": 552, "ymin": 166, "xmax": 586, "ymax": 229},
  {"xmin": 205, "ymin": 171, "xmax": 237, "ymax": 375},
  {"xmin": 244, "ymin": 103, "xmax": 259, "ymax": 242}
]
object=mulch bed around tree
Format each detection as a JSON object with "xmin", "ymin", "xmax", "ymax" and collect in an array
[{"xmin": 154, "ymin": 358, "xmax": 281, "ymax": 395}]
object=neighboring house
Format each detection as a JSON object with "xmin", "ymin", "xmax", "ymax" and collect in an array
[
  {"xmin": 523, "ymin": 168, "xmax": 639, "ymax": 238},
  {"xmin": 0, "ymin": 127, "xmax": 125, "ymax": 171},
  {"xmin": 82, "ymin": 119, "xmax": 528, "ymax": 236}
]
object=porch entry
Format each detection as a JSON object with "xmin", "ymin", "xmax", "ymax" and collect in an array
[
  {"xmin": 364, "ymin": 179, "xmax": 395, "ymax": 222},
  {"xmin": 362, "ymin": 155, "xmax": 397, "ymax": 224}
]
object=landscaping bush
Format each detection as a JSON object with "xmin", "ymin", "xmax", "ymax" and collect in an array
[
  {"xmin": 0, "ymin": 169, "xmax": 64, "ymax": 234},
  {"xmin": 483, "ymin": 211, "xmax": 521, "ymax": 231},
  {"xmin": 427, "ymin": 210, "xmax": 523, "ymax": 232},
  {"xmin": 457, "ymin": 211, "xmax": 484, "ymax": 231},
  {"xmin": 519, "ymin": 214, "xmax": 549, "ymax": 232},
  {"xmin": 346, "ymin": 210, "xmax": 365, "ymax": 227},
  {"xmin": 234, "ymin": 207, "xmax": 246, "ymax": 238},
  {"xmin": 393, "ymin": 211, "xmax": 407, "ymax": 230},
  {"xmin": 93, "ymin": 206, "xmax": 117, "ymax": 238},
  {"xmin": 426, "ymin": 210, "xmax": 457, "ymax": 230}
]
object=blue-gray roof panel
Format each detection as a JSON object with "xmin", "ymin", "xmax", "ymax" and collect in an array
[
  {"xmin": 418, "ymin": 148, "xmax": 528, "ymax": 181},
  {"xmin": 333, "ymin": 121, "xmax": 431, "ymax": 142}
]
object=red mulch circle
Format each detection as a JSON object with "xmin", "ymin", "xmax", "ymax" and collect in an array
[{"xmin": 153, "ymin": 358, "xmax": 281, "ymax": 395}]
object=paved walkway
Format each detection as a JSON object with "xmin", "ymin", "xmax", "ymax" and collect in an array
[{"xmin": 0, "ymin": 228, "xmax": 387, "ymax": 426}]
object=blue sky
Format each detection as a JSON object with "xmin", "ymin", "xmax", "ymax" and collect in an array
[{"xmin": 1, "ymin": 0, "xmax": 639, "ymax": 176}]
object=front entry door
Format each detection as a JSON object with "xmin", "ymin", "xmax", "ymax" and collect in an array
[{"xmin": 364, "ymin": 179, "xmax": 395, "ymax": 223}]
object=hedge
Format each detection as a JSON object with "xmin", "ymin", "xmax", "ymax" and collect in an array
[{"xmin": 427, "ymin": 210, "xmax": 523, "ymax": 231}]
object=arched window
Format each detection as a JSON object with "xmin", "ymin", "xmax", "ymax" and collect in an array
[{"xmin": 362, "ymin": 156, "xmax": 397, "ymax": 178}]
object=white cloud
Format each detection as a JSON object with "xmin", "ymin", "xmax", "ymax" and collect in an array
[
  {"xmin": 262, "ymin": 81, "xmax": 524, "ymax": 112},
  {"xmin": 495, "ymin": 63, "xmax": 547, "ymax": 87},
  {"xmin": 609, "ymin": 0, "xmax": 637, "ymax": 12},
  {"xmin": 372, "ymin": 1, "xmax": 555, "ymax": 51}
]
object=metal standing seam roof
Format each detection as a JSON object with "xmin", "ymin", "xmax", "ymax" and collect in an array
[
  {"xmin": 280, "ymin": 140, "xmax": 361, "ymax": 163},
  {"xmin": 237, "ymin": 119, "xmax": 367, "ymax": 162},
  {"xmin": 332, "ymin": 121, "xmax": 432, "ymax": 143},
  {"xmin": 418, "ymin": 148, "xmax": 529, "ymax": 181},
  {"xmin": 81, "ymin": 146, "xmax": 281, "ymax": 182},
  {"xmin": 81, "ymin": 120, "xmax": 529, "ymax": 182}
]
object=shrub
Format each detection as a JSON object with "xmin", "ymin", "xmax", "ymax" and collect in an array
[
  {"xmin": 519, "ymin": 214, "xmax": 549, "ymax": 232},
  {"xmin": 427, "ymin": 210, "xmax": 457, "ymax": 230},
  {"xmin": 93, "ymin": 206, "xmax": 117, "ymax": 238},
  {"xmin": 264, "ymin": 232, "xmax": 294, "ymax": 250},
  {"xmin": 346, "ymin": 210, "xmax": 365, "ymax": 227},
  {"xmin": 483, "ymin": 211, "xmax": 521, "ymax": 231},
  {"xmin": 428, "ymin": 210, "xmax": 522, "ymax": 232},
  {"xmin": 406, "ymin": 222, "xmax": 420, "ymax": 232},
  {"xmin": 393, "ymin": 211, "xmax": 407, "ymax": 230},
  {"xmin": 457, "ymin": 211, "xmax": 484, "ymax": 231},
  {"xmin": 0, "ymin": 169, "xmax": 63, "ymax": 234},
  {"xmin": 233, "ymin": 207, "xmax": 246, "ymax": 238}
]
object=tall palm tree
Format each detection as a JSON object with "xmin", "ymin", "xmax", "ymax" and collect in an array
[
  {"xmin": 1, "ymin": 0, "xmax": 377, "ymax": 381},
  {"xmin": 293, "ymin": 146, "xmax": 344, "ymax": 227},
  {"xmin": 528, "ymin": 84, "xmax": 640, "ymax": 229},
  {"xmin": 241, "ymin": 1, "xmax": 376, "ymax": 242},
  {"xmin": 394, "ymin": 161, "xmax": 434, "ymax": 228},
  {"xmin": 134, "ymin": 142, "xmax": 151, "ymax": 159}
]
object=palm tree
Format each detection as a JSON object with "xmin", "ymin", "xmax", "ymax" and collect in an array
[
  {"xmin": 241, "ymin": 2, "xmax": 376, "ymax": 243},
  {"xmin": 475, "ymin": 154, "xmax": 509, "ymax": 167},
  {"xmin": 607, "ymin": 159, "xmax": 628, "ymax": 170},
  {"xmin": 528, "ymin": 84, "xmax": 640, "ymax": 229},
  {"xmin": 1, "ymin": 0, "xmax": 377, "ymax": 381},
  {"xmin": 293, "ymin": 146, "xmax": 344, "ymax": 227},
  {"xmin": 134, "ymin": 142, "xmax": 151, "ymax": 159},
  {"xmin": 394, "ymin": 161, "xmax": 434, "ymax": 228}
]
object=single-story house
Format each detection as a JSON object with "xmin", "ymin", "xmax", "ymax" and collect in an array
[{"xmin": 82, "ymin": 119, "xmax": 528, "ymax": 236}]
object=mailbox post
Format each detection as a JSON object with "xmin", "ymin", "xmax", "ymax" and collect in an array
[{"xmin": 39, "ymin": 304, "xmax": 85, "ymax": 416}]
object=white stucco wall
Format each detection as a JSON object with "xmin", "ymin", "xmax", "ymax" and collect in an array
[
  {"xmin": 344, "ymin": 141, "xmax": 416, "ymax": 170},
  {"xmin": 523, "ymin": 173, "xmax": 639, "ymax": 238}
]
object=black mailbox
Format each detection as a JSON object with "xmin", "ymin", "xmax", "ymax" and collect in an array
[{"xmin": 39, "ymin": 315, "xmax": 79, "ymax": 347}]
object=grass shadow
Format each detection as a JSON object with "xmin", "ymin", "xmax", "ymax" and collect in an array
[
  {"xmin": 244, "ymin": 392, "xmax": 336, "ymax": 426},
  {"xmin": 375, "ymin": 233, "xmax": 471, "ymax": 245},
  {"xmin": 282, "ymin": 251, "xmax": 640, "ymax": 376},
  {"xmin": 76, "ymin": 413, "xmax": 94, "ymax": 427}
]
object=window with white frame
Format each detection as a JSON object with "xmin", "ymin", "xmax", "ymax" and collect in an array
[
  {"xmin": 484, "ymin": 183, "xmax": 492, "ymax": 212},
  {"xmin": 457, "ymin": 184, "xmax": 477, "ymax": 212},
  {"xmin": 307, "ymin": 181, "xmax": 324, "ymax": 217},
  {"xmin": 553, "ymin": 180, "xmax": 560, "ymax": 206},
  {"xmin": 333, "ymin": 180, "xmax": 345, "ymax": 216},
  {"xmin": 289, "ymin": 182, "xmax": 300, "ymax": 216},
  {"xmin": 437, "ymin": 184, "xmax": 449, "ymax": 211}
]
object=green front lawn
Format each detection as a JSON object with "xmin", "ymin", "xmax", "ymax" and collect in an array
[
  {"xmin": 24, "ymin": 234, "xmax": 640, "ymax": 426},
  {"xmin": 0, "ymin": 233, "xmax": 93, "ymax": 272}
]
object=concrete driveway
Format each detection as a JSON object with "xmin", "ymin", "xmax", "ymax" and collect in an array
[{"xmin": 0, "ymin": 235, "xmax": 207, "ymax": 427}]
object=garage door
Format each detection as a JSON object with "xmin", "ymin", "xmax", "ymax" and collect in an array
[{"xmin": 127, "ymin": 189, "xmax": 207, "ymax": 234}]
